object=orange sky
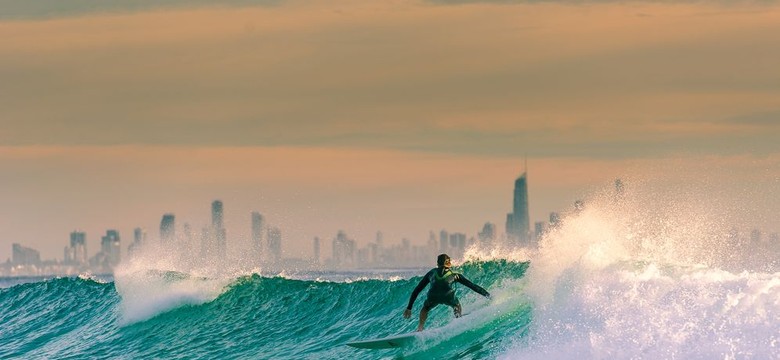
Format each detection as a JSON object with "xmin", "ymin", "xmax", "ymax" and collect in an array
[{"xmin": 1, "ymin": 1, "xmax": 779, "ymax": 261}]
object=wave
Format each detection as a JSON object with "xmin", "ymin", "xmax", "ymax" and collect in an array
[{"xmin": 0, "ymin": 260, "xmax": 529, "ymax": 359}]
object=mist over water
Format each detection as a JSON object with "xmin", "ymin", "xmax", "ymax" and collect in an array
[{"xmin": 501, "ymin": 178, "xmax": 779, "ymax": 359}]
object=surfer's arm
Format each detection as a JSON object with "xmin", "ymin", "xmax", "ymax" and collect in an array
[
  {"xmin": 406, "ymin": 275, "xmax": 430, "ymax": 310},
  {"xmin": 457, "ymin": 275, "xmax": 490, "ymax": 298}
]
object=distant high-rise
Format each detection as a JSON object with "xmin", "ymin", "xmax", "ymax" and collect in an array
[
  {"xmin": 449, "ymin": 233, "xmax": 466, "ymax": 259},
  {"xmin": 268, "ymin": 227, "xmax": 282, "ymax": 265},
  {"xmin": 212, "ymin": 200, "xmax": 224, "ymax": 229},
  {"xmin": 439, "ymin": 230, "xmax": 449, "ymax": 254},
  {"xmin": 67, "ymin": 231, "xmax": 87, "ymax": 265},
  {"xmin": 251, "ymin": 212, "xmax": 265, "ymax": 263},
  {"xmin": 332, "ymin": 230, "xmax": 355, "ymax": 268},
  {"xmin": 534, "ymin": 221, "xmax": 547, "ymax": 243},
  {"xmin": 549, "ymin": 212, "xmax": 561, "ymax": 228},
  {"xmin": 12, "ymin": 243, "xmax": 40, "ymax": 266},
  {"xmin": 134, "ymin": 228, "xmax": 147, "ymax": 246},
  {"xmin": 375, "ymin": 231, "xmax": 384, "ymax": 249},
  {"xmin": 506, "ymin": 171, "xmax": 530, "ymax": 245},
  {"xmin": 313, "ymin": 237, "xmax": 321, "ymax": 265},
  {"xmin": 478, "ymin": 222, "xmax": 496, "ymax": 247},
  {"xmin": 181, "ymin": 223, "xmax": 193, "ymax": 258},
  {"xmin": 128, "ymin": 227, "xmax": 146, "ymax": 258},
  {"xmin": 428, "ymin": 231, "xmax": 438, "ymax": 254},
  {"xmin": 160, "ymin": 214, "xmax": 176, "ymax": 247},
  {"xmin": 101, "ymin": 230, "xmax": 121, "ymax": 267},
  {"xmin": 615, "ymin": 178, "xmax": 625, "ymax": 201},
  {"xmin": 212, "ymin": 200, "xmax": 227, "ymax": 259}
]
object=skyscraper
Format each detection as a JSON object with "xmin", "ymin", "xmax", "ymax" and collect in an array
[
  {"xmin": 332, "ymin": 230, "xmax": 355, "ymax": 268},
  {"xmin": 128, "ymin": 227, "xmax": 146, "ymax": 258},
  {"xmin": 101, "ymin": 230, "xmax": 121, "ymax": 267},
  {"xmin": 268, "ymin": 227, "xmax": 282, "ymax": 265},
  {"xmin": 439, "ymin": 230, "xmax": 449, "ymax": 254},
  {"xmin": 12, "ymin": 243, "xmax": 40, "ymax": 266},
  {"xmin": 68, "ymin": 231, "xmax": 87, "ymax": 265},
  {"xmin": 212, "ymin": 200, "xmax": 227, "ymax": 259},
  {"xmin": 478, "ymin": 222, "xmax": 496, "ymax": 247},
  {"xmin": 313, "ymin": 237, "xmax": 321, "ymax": 265},
  {"xmin": 251, "ymin": 211, "xmax": 265, "ymax": 264},
  {"xmin": 506, "ymin": 171, "xmax": 530, "ymax": 245},
  {"xmin": 160, "ymin": 214, "xmax": 176, "ymax": 247}
]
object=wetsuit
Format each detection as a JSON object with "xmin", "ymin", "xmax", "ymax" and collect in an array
[{"xmin": 406, "ymin": 267, "xmax": 490, "ymax": 313}]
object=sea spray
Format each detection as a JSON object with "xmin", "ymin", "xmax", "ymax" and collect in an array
[
  {"xmin": 503, "ymin": 179, "xmax": 780, "ymax": 359},
  {"xmin": 113, "ymin": 242, "xmax": 253, "ymax": 325}
]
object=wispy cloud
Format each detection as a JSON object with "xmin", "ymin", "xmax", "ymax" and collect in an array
[{"xmin": 0, "ymin": 0, "xmax": 282, "ymax": 20}]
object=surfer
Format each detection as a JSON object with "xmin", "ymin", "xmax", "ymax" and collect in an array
[{"xmin": 403, "ymin": 254, "xmax": 490, "ymax": 331}]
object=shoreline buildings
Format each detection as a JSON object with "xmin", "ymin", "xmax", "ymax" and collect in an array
[{"xmin": 7, "ymin": 172, "xmax": 779, "ymax": 277}]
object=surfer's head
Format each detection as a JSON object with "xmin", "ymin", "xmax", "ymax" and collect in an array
[{"xmin": 437, "ymin": 254, "xmax": 451, "ymax": 269}]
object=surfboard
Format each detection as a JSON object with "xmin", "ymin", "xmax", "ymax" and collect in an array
[
  {"xmin": 346, "ymin": 312, "xmax": 475, "ymax": 349},
  {"xmin": 346, "ymin": 332, "xmax": 420, "ymax": 349}
]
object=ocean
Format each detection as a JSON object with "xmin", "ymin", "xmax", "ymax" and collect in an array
[{"xmin": 2, "ymin": 187, "xmax": 778, "ymax": 359}]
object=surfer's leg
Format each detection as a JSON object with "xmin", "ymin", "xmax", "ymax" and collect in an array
[
  {"xmin": 417, "ymin": 308, "xmax": 428, "ymax": 332},
  {"xmin": 446, "ymin": 294, "xmax": 462, "ymax": 318},
  {"xmin": 418, "ymin": 298, "xmax": 437, "ymax": 331}
]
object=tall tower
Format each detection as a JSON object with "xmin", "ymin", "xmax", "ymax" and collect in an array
[
  {"xmin": 212, "ymin": 200, "xmax": 224, "ymax": 229},
  {"xmin": 267, "ymin": 227, "xmax": 282, "ymax": 265},
  {"xmin": 128, "ymin": 227, "xmax": 147, "ymax": 258},
  {"xmin": 69, "ymin": 231, "xmax": 87, "ymax": 265},
  {"xmin": 313, "ymin": 237, "xmax": 321, "ymax": 265},
  {"xmin": 101, "ymin": 230, "xmax": 121, "ymax": 267},
  {"xmin": 212, "ymin": 200, "xmax": 227, "ymax": 260},
  {"xmin": 251, "ymin": 211, "xmax": 265, "ymax": 264},
  {"xmin": 506, "ymin": 170, "xmax": 530, "ymax": 245},
  {"xmin": 160, "ymin": 214, "xmax": 176, "ymax": 247}
]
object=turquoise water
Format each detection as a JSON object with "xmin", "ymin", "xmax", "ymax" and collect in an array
[
  {"xmin": 0, "ymin": 261, "xmax": 531, "ymax": 359},
  {"xmin": 5, "ymin": 183, "xmax": 780, "ymax": 358}
]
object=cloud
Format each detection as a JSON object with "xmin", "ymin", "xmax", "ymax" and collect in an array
[
  {"xmin": 0, "ymin": 0, "xmax": 282, "ymax": 20},
  {"xmin": 0, "ymin": 1, "xmax": 779, "ymax": 159}
]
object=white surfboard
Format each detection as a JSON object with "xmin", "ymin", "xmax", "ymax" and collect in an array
[{"xmin": 346, "ymin": 331, "xmax": 420, "ymax": 349}]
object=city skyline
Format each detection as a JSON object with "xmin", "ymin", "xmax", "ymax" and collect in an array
[
  {"xmin": 1, "ymin": 166, "xmax": 534, "ymax": 271},
  {"xmin": 2, "ymin": 178, "xmax": 528, "ymax": 267},
  {"xmin": 2, "ymin": 1, "xmax": 780, "ymax": 262},
  {"xmin": 5, "ymin": 170, "xmax": 780, "ymax": 274}
]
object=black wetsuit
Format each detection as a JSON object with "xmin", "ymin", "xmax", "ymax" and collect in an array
[{"xmin": 406, "ymin": 267, "xmax": 490, "ymax": 312}]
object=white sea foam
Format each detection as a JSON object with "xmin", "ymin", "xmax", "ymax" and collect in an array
[
  {"xmin": 113, "ymin": 243, "xmax": 254, "ymax": 325},
  {"xmin": 501, "ymin": 179, "xmax": 780, "ymax": 359}
]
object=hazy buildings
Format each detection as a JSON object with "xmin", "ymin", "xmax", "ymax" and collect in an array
[
  {"xmin": 331, "ymin": 230, "xmax": 356, "ymax": 268},
  {"xmin": 439, "ymin": 230, "xmax": 449, "ymax": 254},
  {"xmin": 267, "ymin": 227, "xmax": 282, "ymax": 265},
  {"xmin": 478, "ymin": 222, "xmax": 496, "ymax": 247},
  {"xmin": 449, "ymin": 233, "xmax": 467, "ymax": 259},
  {"xmin": 506, "ymin": 171, "xmax": 531, "ymax": 246},
  {"xmin": 65, "ymin": 231, "xmax": 87, "ymax": 265},
  {"xmin": 12, "ymin": 243, "xmax": 40, "ymax": 265},
  {"xmin": 212, "ymin": 200, "xmax": 227, "ymax": 260},
  {"xmin": 181, "ymin": 223, "xmax": 193, "ymax": 259},
  {"xmin": 95, "ymin": 230, "xmax": 121, "ymax": 269},
  {"xmin": 200, "ymin": 200, "xmax": 227, "ymax": 261},
  {"xmin": 313, "ymin": 237, "xmax": 321, "ymax": 265},
  {"xmin": 251, "ymin": 211, "xmax": 265, "ymax": 264},
  {"xmin": 160, "ymin": 214, "xmax": 176, "ymax": 248},
  {"xmin": 128, "ymin": 228, "xmax": 147, "ymax": 258}
]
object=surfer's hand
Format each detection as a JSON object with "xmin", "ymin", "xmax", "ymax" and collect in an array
[{"xmin": 403, "ymin": 308, "xmax": 411, "ymax": 319}]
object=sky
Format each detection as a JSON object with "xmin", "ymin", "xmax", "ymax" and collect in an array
[{"xmin": 1, "ymin": 0, "xmax": 779, "ymax": 262}]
